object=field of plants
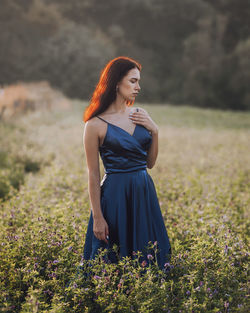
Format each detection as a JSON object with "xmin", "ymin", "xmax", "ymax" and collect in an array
[{"xmin": 0, "ymin": 101, "xmax": 249, "ymax": 312}]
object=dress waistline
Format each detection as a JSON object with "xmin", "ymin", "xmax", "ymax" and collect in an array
[{"xmin": 105, "ymin": 167, "xmax": 147, "ymax": 174}]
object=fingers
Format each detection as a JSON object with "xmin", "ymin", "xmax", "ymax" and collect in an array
[
  {"xmin": 94, "ymin": 229, "xmax": 109, "ymax": 244},
  {"xmin": 130, "ymin": 111, "xmax": 148, "ymax": 120}
]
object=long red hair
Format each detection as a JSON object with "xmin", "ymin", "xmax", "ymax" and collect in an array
[{"xmin": 83, "ymin": 56, "xmax": 142, "ymax": 122}]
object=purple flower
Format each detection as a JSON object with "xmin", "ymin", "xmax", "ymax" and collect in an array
[
  {"xmin": 186, "ymin": 290, "xmax": 191, "ymax": 295},
  {"xmin": 147, "ymin": 254, "xmax": 154, "ymax": 260},
  {"xmin": 93, "ymin": 275, "xmax": 101, "ymax": 280},
  {"xmin": 224, "ymin": 244, "xmax": 228, "ymax": 255},
  {"xmin": 53, "ymin": 260, "xmax": 59, "ymax": 264},
  {"xmin": 164, "ymin": 262, "xmax": 170, "ymax": 267}
]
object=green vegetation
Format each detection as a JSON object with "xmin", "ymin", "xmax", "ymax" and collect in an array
[
  {"xmin": 0, "ymin": 102, "xmax": 249, "ymax": 312},
  {"xmin": 0, "ymin": 121, "xmax": 50, "ymax": 200},
  {"xmin": 1, "ymin": 0, "xmax": 250, "ymax": 110}
]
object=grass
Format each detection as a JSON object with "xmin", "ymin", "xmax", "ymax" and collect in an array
[{"xmin": 0, "ymin": 100, "xmax": 249, "ymax": 312}]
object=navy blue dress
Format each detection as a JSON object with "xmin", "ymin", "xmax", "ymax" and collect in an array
[{"xmin": 83, "ymin": 115, "xmax": 171, "ymax": 270}]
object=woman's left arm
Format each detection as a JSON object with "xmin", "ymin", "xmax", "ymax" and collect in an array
[{"xmin": 129, "ymin": 107, "xmax": 159, "ymax": 169}]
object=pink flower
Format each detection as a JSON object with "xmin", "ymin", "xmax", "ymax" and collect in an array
[{"xmin": 141, "ymin": 260, "xmax": 147, "ymax": 267}]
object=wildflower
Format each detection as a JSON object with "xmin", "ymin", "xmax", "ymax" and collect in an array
[
  {"xmin": 224, "ymin": 301, "xmax": 229, "ymax": 308},
  {"xmin": 153, "ymin": 241, "xmax": 158, "ymax": 246},
  {"xmin": 93, "ymin": 275, "xmax": 101, "ymax": 280},
  {"xmin": 199, "ymin": 281, "xmax": 204, "ymax": 286},
  {"xmin": 224, "ymin": 244, "xmax": 228, "ymax": 255},
  {"xmin": 141, "ymin": 260, "xmax": 147, "ymax": 267},
  {"xmin": 147, "ymin": 254, "xmax": 154, "ymax": 260},
  {"xmin": 164, "ymin": 262, "xmax": 170, "ymax": 267},
  {"xmin": 186, "ymin": 290, "xmax": 191, "ymax": 295},
  {"xmin": 53, "ymin": 260, "xmax": 59, "ymax": 264}
]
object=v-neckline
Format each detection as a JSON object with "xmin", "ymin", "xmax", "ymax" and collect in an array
[{"xmin": 108, "ymin": 122, "xmax": 138, "ymax": 138}]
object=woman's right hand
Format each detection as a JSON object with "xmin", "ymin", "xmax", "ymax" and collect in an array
[{"xmin": 93, "ymin": 216, "xmax": 109, "ymax": 244}]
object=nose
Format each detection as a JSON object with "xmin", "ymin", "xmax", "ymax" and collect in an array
[{"xmin": 136, "ymin": 82, "xmax": 141, "ymax": 92}]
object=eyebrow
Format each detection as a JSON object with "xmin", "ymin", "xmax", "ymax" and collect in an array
[{"xmin": 130, "ymin": 77, "xmax": 140, "ymax": 80}]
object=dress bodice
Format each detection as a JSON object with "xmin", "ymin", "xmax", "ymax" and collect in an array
[{"xmin": 96, "ymin": 116, "xmax": 152, "ymax": 174}]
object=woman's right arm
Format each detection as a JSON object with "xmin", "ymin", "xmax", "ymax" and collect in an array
[{"xmin": 83, "ymin": 119, "xmax": 109, "ymax": 243}]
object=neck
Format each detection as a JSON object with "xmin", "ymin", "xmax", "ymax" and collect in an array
[{"xmin": 109, "ymin": 94, "xmax": 128, "ymax": 113}]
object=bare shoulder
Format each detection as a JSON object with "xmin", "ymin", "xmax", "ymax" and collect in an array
[
  {"xmin": 84, "ymin": 116, "xmax": 102, "ymax": 133},
  {"xmin": 83, "ymin": 116, "xmax": 102, "ymax": 142}
]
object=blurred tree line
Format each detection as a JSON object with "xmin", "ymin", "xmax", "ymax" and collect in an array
[{"xmin": 0, "ymin": 0, "xmax": 249, "ymax": 110}]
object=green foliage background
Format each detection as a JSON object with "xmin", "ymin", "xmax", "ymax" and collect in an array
[{"xmin": 0, "ymin": 0, "xmax": 249, "ymax": 110}]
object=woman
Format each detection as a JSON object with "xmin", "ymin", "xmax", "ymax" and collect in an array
[{"xmin": 82, "ymin": 56, "xmax": 171, "ymax": 271}]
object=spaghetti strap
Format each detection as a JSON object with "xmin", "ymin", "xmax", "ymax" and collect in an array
[{"xmin": 97, "ymin": 116, "xmax": 109, "ymax": 124}]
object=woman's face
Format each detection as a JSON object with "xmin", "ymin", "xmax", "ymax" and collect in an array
[{"xmin": 117, "ymin": 67, "xmax": 141, "ymax": 101}]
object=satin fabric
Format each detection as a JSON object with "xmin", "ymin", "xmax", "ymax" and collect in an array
[{"xmin": 83, "ymin": 116, "xmax": 171, "ymax": 270}]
